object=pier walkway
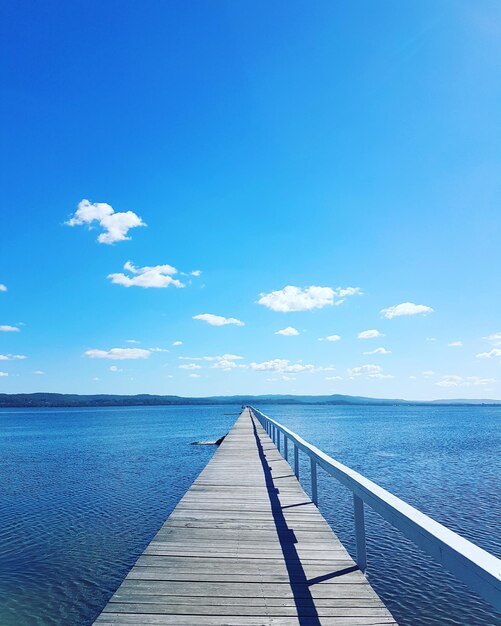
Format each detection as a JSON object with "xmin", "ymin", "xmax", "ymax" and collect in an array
[{"xmin": 94, "ymin": 407, "xmax": 397, "ymax": 625}]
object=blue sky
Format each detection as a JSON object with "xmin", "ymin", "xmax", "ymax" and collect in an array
[{"xmin": 1, "ymin": 0, "xmax": 500, "ymax": 399}]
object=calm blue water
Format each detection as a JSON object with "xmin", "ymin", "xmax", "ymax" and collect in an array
[{"xmin": 0, "ymin": 404, "xmax": 499, "ymax": 626}]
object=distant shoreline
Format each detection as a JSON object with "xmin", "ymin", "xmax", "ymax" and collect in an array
[{"xmin": 0, "ymin": 393, "xmax": 500, "ymax": 408}]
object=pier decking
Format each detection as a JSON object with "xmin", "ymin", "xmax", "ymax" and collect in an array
[{"xmin": 94, "ymin": 407, "xmax": 397, "ymax": 625}]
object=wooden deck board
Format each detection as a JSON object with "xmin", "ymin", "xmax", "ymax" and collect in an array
[{"xmin": 93, "ymin": 408, "xmax": 397, "ymax": 626}]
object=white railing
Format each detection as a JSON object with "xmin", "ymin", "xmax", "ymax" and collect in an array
[{"xmin": 249, "ymin": 406, "xmax": 501, "ymax": 611}]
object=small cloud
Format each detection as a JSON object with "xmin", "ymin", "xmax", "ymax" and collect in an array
[
  {"xmin": 0, "ymin": 284, "xmax": 7, "ymax": 292},
  {"xmin": 426, "ymin": 337, "xmax": 437, "ymax": 342},
  {"xmin": 476, "ymin": 348, "xmax": 501, "ymax": 359},
  {"xmin": 483, "ymin": 332, "xmax": 501, "ymax": 347},
  {"xmin": 109, "ymin": 365, "xmax": 123, "ymax": 372},
  {"xmin": 180, "ymin": 354, "xmax": 243, "ymax": 362},
  {"xmin": 189, "ymin": 373, "xmax": 201, "ymax": 378},
  {"xmin": 249, "ymin": 359, "xmax": 315, "ymax": 373},
  {"xmin": 84, "ymin": 348, "xmax": 151, "ymax": 360},
  {"xmin": 0, "ymin": 325, "xmax": 20, "ymax": 332},
  {"xmin": 172, "ymin": 341, "xmax": 183, "ymax": 346},
  {"xmin": 33, "ymin": 370, "xmax": 45, "ymax": 375},
  {"xmin": 191, "ymin": 270, "xmax": 202, "ymax": 277},
  {"xmin": 179, "ymin": 363, "xmax": 202, "ymax": 370},
  {"xmin": 258, "ymin": 286, "xmax": 361, "ymax": 312},
  {"xmin": 325, "ymin": 375, "xmax": 343, "ymax": 380},
  {"xmin": 409, "ymin": 375, "xmax": 417, "ymax": 380},
  {"xmin": 275, "ymin": 326, "xmax": 299, "ymax": 336},
  {"xmin": 211, "ymin": 358, "xmax": 240, "ymax": 370},
  {"xmin": 381, "ymin": 302, "xmax": 434, "ymax": 319},
  {"xmin": 422, "ymin": 370, "xmax": 435, "ymax": 377},
  {"xmin": 66, "ymin": 199, "xmax": 146, "ymax": 244},
  {"xmin": 0, "ymin": 371, "xmax": 9, "ymax": 377},
  {"xmin": 348, "ymin": 364, "xmax": 393, "ymax": 379},
  {"xmin": 126, "ymin": 339, "xmax": 140, "ymax": 344},
  {"xmin": 363, "ymin": 347, "xmax": 391, "ymax": 355},
  {"xmin": 436, "ymin": 375, "xmax": 496, "ymax": 388},
  {"xmin": 109, "ymin": 261, "xmax": 184, "ymax": 289},
  {"xmin": 358, "ymin": 329, "xmax": 384, "ymax": 340},
  {"xmin": 149, "ymin": 347, "xmax": 169, "ymax": 353},
  {"xmin": 193, "ymin": 313, "xmax": 244, "ymax": 326},
  {"xmin": 93, "ymin": 377, "xmax": 101, "ymax": 381},
  {"xmin": 0, "ymin": 354, "xmax": 27, "ymax": 360},
  {"xmin": 318, "ymin": 334, "xmax": 341, "ymax": 342},
  {"xmin": 448, "ymin": 341, "xmax": 463, "ymax": 347}
]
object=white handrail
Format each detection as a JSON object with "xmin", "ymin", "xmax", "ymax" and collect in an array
[{"xmin": 249, "ymin": 406, "xmax": 501, "ymax": 611}]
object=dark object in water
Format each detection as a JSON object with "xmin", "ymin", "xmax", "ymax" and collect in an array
[{"xmin": 191, "ymin": 434, "xmax": 226, "ymax": 446}]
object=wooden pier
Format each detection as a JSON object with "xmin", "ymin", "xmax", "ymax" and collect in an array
[{"xmin": 94, "ymin": 408, "xmax": 397, "ymax": 625}]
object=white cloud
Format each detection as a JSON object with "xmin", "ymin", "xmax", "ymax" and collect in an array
[
  {"xmin": 127, "ymin": 339, "xmax": 140, "ymax": 344},
  {"xmin": 422, "ymin": 370, "xmax": 435, "ymax": 377},
  {"xmin": 179, "ymin": 363, "xmax": 202, "ymax": 370},
  {"xmin": 358, "ymin": 329, "xmax": 384, "ymax": 340},
  {"xmin": 348, "ymin": 364, "xmax": 393, "ymax": 379},
  {"xmin": 258, "ymin": 285, "xmax": 361, "ymax": 312},
  {"xmin": 66, "ymin": 199, "xmax": 146, "ymax": 244},
  {"xmin": 84, "ymin": 348, "xmax": 151, "ymax": 360},
  {"xmin": 448, "ymin": 341, "xmax": 463, "ymax": 347},
  {"xmin": 426, "ymin": 337, "xmax": 437, "ymax": 342},
  {"xmin": 409, "ymin": 375, "xmax": 417, "ymax": 380},
  {"xmin": 191, "ymin": 270, "xmax": 202, "ymax": 277},
  {"xmin": 363, "ymin": 347, "xmax": 391, "ymax": 355},
  {"xmin": 0, "ymin": 284, "xmax": 7, "ymax": 292},
  {"xmin": 0, "ymin": 325, "xmax": 20, "ymax": 332},
  {"xmin": 476, "ymin": 348, "xmax": 501, "ymax": 359},
  {"xmin": 318, "ymin": 335, "xmax": 341, "ymax": 342},
  {"xmin": 0, "ymin": 371, "xmax": 8, "ymax": 377},
  {"xmin": 172, "ymin": 341, "xmax": 183, "ymax": 346},
  {"xmin": 193, "ymin": 313, "xmax": 244, "ymax": 326},
  {"xmin": 0, "ymin": 354, "xmax": 27, "ymax": 360},
  {"xmin": 381, "ymin": 302, "xmax": 434, "ymax": 319},
  {"xmin": 436, "ymin": 375, "xmax": 496, "ymax": 388},
  {"xmin": 211, "ymin": 358, "xmax": 240, "ymax": 370},
  {"xmin": 33, "ymin": 370, "xmax": 45, "ymax": 375},
  {"xmin": 179, "ymin": 354, "xmax": 243, "ymax": 362},
  {"xmin": 326, "ymin": 375, "xmax": 343, "ymax": 380},
  {"xmin": 109, "ymin": 261, "xmax": 185, "ymax": 289},
  {"xmin": 483, "ymin": 332, "xmax": 501, "ymax": 347},
  {"xmin": 275, "ymin": 326, "xmax": 299, "ymax": 336},
  {"xmin": 249, "ymin": 359, "xmax": 315, "ymax": 373},
  {"xmin": 109, "ymin": 365, "xmax": 123, "ymax": 372},
  {"xmin": 189, "ymin": 373, "xmax": 201, "ymax": 378},
  {"xmin": 149, "ymin": 347, "xmax": 169, "ymax": 353}
]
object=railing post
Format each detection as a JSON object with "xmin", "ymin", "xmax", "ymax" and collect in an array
[
  {"xmin": 353, "ymin": 494, "xmax": 367, "ymax": 572},
  {"xmin": 283, "ymin": 435, "xmax": 288, "ymax": 461},
  {"xmin": 277, "ymin": 429, "xmax": 280, "ymax": 451},
  {"xmin": 310, "ymin": 458, "xmax": 318, "ymax": 505},
  {"xmin": 294, "ymin": 444, "xmax": 299, "ymax": 478}
]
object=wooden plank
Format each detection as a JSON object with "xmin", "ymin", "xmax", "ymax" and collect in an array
[{"xmin": 93, "ymin": 408, "xmax": 397, "ymax": 625}]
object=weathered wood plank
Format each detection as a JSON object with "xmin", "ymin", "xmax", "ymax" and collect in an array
[{"xmin": 93, "ymin": 408, "xmax": 397, "ymax": 625}]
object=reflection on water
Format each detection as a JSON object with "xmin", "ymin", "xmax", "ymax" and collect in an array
[{"xmin": 0, "ymin": 404, "xmax": 499, "ymax": 625}]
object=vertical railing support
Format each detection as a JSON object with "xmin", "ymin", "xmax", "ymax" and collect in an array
[
  {"xmin": 283, "ymin": 435, "xmax": 288, "ymax": 461},
  {"xmin": 353, "ymin": 494, "xmax": 367, "ymax": 572},
  {"xmin": 310, "ymin": 458, "xmax": 318, "ymax": 505},
  {"xmin": 277, "ymin": 429, "xmax": 280, "ymax": 452},
  {"xmin": 294, "ymin": 444, "xmax": 299, "ymax": 477}
]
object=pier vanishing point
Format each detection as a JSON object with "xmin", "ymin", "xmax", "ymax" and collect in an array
[{"xmin": 94, "ymin": 407, "xmax": 501, "ymax": 625}]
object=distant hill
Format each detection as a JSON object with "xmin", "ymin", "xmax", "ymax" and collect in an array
[{"xmin": 0, "ymin": 392, "xmax": 500, "ymax": 408}]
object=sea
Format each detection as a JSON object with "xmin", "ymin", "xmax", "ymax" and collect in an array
[{"xmin": 0, "ymin": 404, "xmax": 499, "ymax": 626}]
